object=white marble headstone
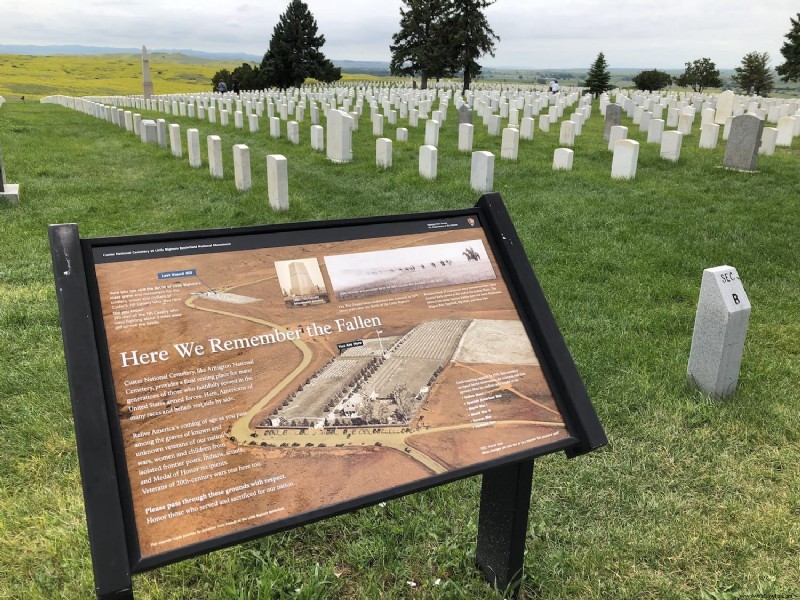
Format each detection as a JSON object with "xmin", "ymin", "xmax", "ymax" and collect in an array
[
  {"xmin": 187, "ymin": 129, "xmax": 201, "ymax": 168},
  {"xmin": 611, "ymin": 139, "xmax": 639, "ymax": 179},
  {"xmin": 233, "ymin": 144, "xmax": 251, "ymax": 191},
  {"xmin": 326, "ymin": 110, "xmax": 353, "ymax": 163},
  {"xmin": 169, "ymin": 124, "xmax": 182, "ymax": 158},
  {"xmin": 419, "ymin": 145, "xmax": 438, "ymax": 180},
  {"xmin": 501, "ymin": 127, "xmax": 519, "ymax": 160},
  {"xmin": 458, "ymin": 123, "xmax": 474, "ymax": 152},
  {"xmin": 376, "ymin": 138, "xmax": 392, "ymax": 169},
  {"xmin": 470, "ymin": 151, "xmax": 494, "ymax": 192},
  {"xmin": 207, "ymin": 135, "xmax": 223, "ymax": 179},
  {"xmin": 552, "ymin": 148, "xmax": 573, "ymax": 171},
  {"xmin": 267, "ymin": 154, "xmax": 289, "ymax": 210}
]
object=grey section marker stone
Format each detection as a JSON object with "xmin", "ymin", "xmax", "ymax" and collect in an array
[
  {"xmin": 687, "ymin": 266, "xmax": 751, "ymax": 398},
  {"xmin": 458, "ymin": 105, "xmax": 473, "ymax": 125},
  {"xmin": 723, "ymin": 114, "xmax": 763, "ymax": 171}
]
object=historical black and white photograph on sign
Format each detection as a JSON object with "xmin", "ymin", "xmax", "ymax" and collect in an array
[
  {"xmin": 324, "ymin": 239, "xmax": 496, "ymax": 301},
  {"xmin": 275, "ymin": 257, "xmax": 330, "ymax": 307}
]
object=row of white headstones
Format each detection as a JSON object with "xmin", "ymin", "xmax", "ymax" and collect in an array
[
  {"xmin": 604, "ymin": 89, "xmax": 800, "ymax": 174},
  {"xmin": 601, "ymin": 89, "xmax": 800, "ymax": 397},
  {"xmin": 39, "ymin": 86, "xmax": 599, "ymax": 194},
  {"xmin": 39, "ymin": 82, "xmax": 782, "ymax": 397},
  {"xmin": 41, "ymin": 83, "xmax": 799, "ymax": 203},
  {"xmin": 42, "ymin": 85, "xmax": 588, "ymax": 201}
]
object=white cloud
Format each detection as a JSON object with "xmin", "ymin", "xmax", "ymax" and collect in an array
[{"xmin": 0, "ymin": 0, "xmax": 797, "ymax": 68}]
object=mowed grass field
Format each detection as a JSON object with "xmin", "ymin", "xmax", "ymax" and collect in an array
[{"xmin": 0, "ymin": 82, "xmax": 799, "ymax": 599}]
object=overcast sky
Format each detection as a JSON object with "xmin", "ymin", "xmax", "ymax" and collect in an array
[{"xmin": 2, "ymin": 0, "xmax": 796, "ymax": 69}]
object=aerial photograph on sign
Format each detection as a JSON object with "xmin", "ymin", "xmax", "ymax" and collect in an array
[{"xmin": 93, "ymin": 222, "xmax": 570, "ymax": 557}]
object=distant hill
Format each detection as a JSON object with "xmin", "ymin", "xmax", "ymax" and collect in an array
[
  {"xmin": 0, "ymin": 46, "xmax": 695, "ymax": 73},
  {"xmin": 0, "ymin": 44, "xmax": 261, "ymax": 62},
  {"xmin": 332, "ymin": 60, "xmax": 391, "ymax": 76},
  {"xmin": 0, "ymin": 45, "xmax": 397, "ymax": 74},
  {"xmin": 4, "ymin": 46, "xmax": 796, "ymax": 96}
]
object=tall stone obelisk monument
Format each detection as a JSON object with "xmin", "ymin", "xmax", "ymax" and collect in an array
[{"xmin": 142, "ymin": 46, "xmax": 154, "ymax": 100}]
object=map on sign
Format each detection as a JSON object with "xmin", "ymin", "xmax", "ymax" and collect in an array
[{"xmin": 91, "ymin": 216, "xmax": 571, "ymax": 559}]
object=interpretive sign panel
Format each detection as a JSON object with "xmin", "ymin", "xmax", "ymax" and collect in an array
[{"xmin": 50, "ymin": 194, "xmax": 605, "ymax": 596}]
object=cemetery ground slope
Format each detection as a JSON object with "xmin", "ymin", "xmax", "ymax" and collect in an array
[{"xmin": 0, "ymin": 91, "xmax": 798, "ymax": 599}]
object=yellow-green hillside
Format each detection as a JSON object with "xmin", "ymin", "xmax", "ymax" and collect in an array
[
  {"xmin": 0, "ymin": 53, "xmax": 238, "ymax": 99},
  {"xmin": 0, "ymin": 53, "xmax": 406, "ymax": 100}
]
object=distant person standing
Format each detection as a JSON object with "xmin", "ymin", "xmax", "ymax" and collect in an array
[
  {"xmin": 232, "ymin": 78, "xmax": 240, "ymax": 94},
  {"xmin": 217, "ymin": 81, "xmax": 227, "ymax": 93},
  {"xmin": 550, "ymin": 80, "xmax": 560, "ymax": 94}
]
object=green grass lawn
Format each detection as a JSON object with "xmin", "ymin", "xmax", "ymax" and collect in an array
[{"xmin": 0, "ymin": 91, "xmax": 798, "ymax": 600}]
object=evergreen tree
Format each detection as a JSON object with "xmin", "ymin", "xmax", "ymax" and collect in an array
[
  {"xmin": 448, "ymin": 0, "xmax": 499, "ymax": 92},
  {"xmin": 731, "ymin": 51, "xmax": 774, "ymax": 96},
  {"xmin": 632, "ymin": 69, "xmax": 672, "ymax": 92},
  {"xmin": 776, "ymin": 13, "xmax": 800, "ymax": 83},
  {"xmin": 231, "ymin": 63, "xmax": 265, "ymax": 90},
  {"xmin": 211, "ymin": 69, "xmax": 232, "ymax": 92},
  {"xmin": 584, "ymin": 52, "xmax": 612, "ymax": 97},
  {"xmin": 259, "ymin": 0, "xmax": 340, "ymax": 89},
  {"xmin": 675, "ymin": 58, "xmax": 723, "ymax": 93},
  {"xmin": 390, "ymin": 0, "xmax": 454, "ymax": 90},
  {"xmin": 211, "ymin": 63, "xmax": 271, "ymax": 91}
]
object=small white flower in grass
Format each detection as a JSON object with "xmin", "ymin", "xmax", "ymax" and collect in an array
[
  {"xmin": 378, "ymin": 502, "xmax": 387, "ymax": 507},
  {"xmin": 434, "ymin": 578, "xmax": 442, "ymax": 586},
  {"xmin": 406, "ymin": 580, "xmax": 417, "ymax": 588}
]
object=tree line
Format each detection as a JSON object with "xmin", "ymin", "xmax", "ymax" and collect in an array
[
  {"xmin": 212, "ymin": 0, "xmax": 500, "ymax": 92},
  {"xmin": 630, "ymin": 13, "xmax": 800, "ymax": 96},
  {"xmin": 212, "ymin": 6, "xmax": 800, "ymax": 97},
  {"xmin": 390, "ymin": 0, "xmax": 499, "ymax": 91}
]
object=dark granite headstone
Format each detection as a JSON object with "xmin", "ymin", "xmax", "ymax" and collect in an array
[
  {"xmin": 458, "ymin": 105, "xmax": 473, "ymax": 125},
  {"xmin": 723, "ymin": 114, "xmax": 763, "ymax": 171},
  {"xmin": 0, "ymin": 148, "xmax": 5, "ymax": 192},
  {"xmin": 603, "ymin": 104, "xmax": 621, "ymax": 141}
]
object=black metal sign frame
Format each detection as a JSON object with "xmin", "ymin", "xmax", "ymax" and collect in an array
[{"xmin": 50, "ymin": 193, "xmax": 606, "ymax": 599}]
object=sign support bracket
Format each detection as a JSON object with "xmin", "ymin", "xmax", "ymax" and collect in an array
[{"xmin": 475, "ymin": 458, "xmax": 535, "ymax": 598}]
